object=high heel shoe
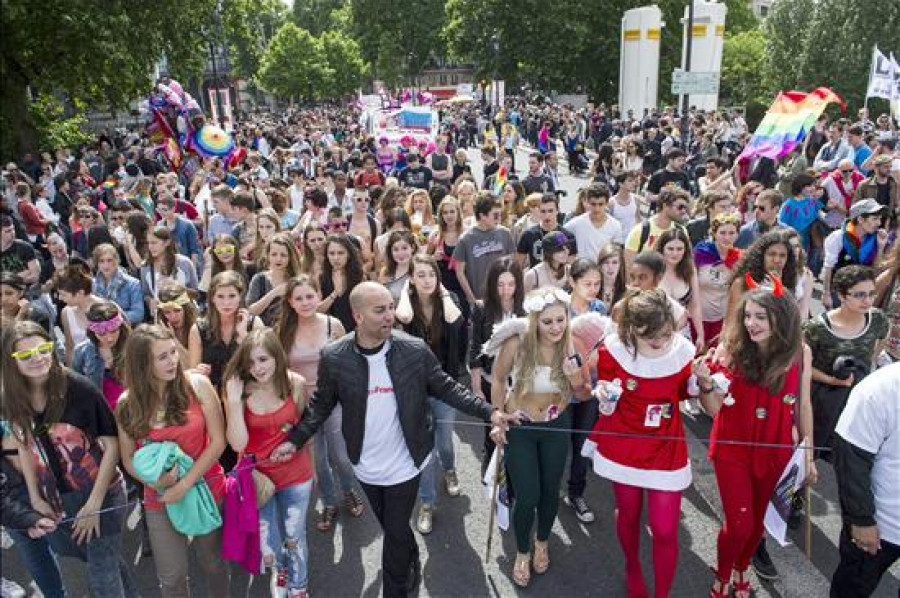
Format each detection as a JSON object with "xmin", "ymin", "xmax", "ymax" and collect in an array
[
  {"xmin": 513, "ymin": 553, "xmax": 531, "ymax": 587},
  {"xmin": 532, "ymin": 540, "xmax": 549, "ymax": 574},
  {"xmin": 731, "ymin": 568, "xmax": 752, "ymax": 598}
]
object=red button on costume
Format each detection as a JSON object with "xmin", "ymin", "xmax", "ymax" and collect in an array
[{"xmin": 582, "ymin": 333, "xmax": 695, "ymax": 492}]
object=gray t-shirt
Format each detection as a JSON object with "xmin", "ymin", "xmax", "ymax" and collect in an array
[{"xmin": 452, "ymin": 226, "xmax": 515, "ymax": 299}]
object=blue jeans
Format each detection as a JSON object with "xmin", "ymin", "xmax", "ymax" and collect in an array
[
  {"xmin": 260, "ymin": 479, "xmax": 313, "ymax": 592},
  {"xmin": 9, "ymin": 531, "xmax": 67, "ymax": 598},
  {"xmin": 419, "ymin": 397, "xmax": 457, "ymax": 506},
  {"xmin": 313, "ymin": 404, "xmax": 357, "ymax": 507},
  {"xmin": 48, "ymin": 483, "xmax": 136, "ymax": 598}
]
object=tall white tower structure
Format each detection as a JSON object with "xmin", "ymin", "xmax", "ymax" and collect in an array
[
  {"xmin": 619, "ymin": 6, "xmax": 664, "ymax": 118},
  {"xmin": 679, "ymin": 1, "xmax": 727, "ymax": 111}
]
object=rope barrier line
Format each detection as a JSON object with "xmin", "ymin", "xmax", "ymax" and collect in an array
[
  {"xmin": 4, "ymin": 417, "xmax": 822, "ymax": 533},
  {"xmin": 440, "ymin": 418, "xmax": 828, "ymax": 452}
]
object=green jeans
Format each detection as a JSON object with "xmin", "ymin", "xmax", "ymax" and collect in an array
[{"xmin": 505, "ymin": 408, "xmax": 571, "ymax": 553}]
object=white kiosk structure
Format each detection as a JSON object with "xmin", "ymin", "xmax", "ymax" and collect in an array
[
  {"xmin": 619, "ymin": 6, "xmax": 664, "ymax": 119},
  {"xmin": 679, "ymin": 1, "xmax": 727, "ymax": 111}
]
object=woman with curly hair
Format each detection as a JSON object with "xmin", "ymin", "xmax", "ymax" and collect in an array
[
  {"xmin": 784, "ymin": 228, "xmax": 816, "ymax": 320},
  {"xmin": 726, "ymin": 230, "xmax": 799, "ymax": 317}
]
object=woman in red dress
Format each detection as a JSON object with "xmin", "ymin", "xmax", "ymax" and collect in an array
[
  {"xmin": 696, "ymin": 279, "xmax": 816, "ymax": 597},
  {"xmin": 583, "ymin": 289, "xmax": 696, "ymax": 598}
]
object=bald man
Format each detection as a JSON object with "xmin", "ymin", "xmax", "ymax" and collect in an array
[{"xmin": 273, "ymin": 282, "xmax": 514, "ymax": 597}]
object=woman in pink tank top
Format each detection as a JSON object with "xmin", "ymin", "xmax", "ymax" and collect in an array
[
  {"xmin": 223, "ymin": 328, "xmax": 313, "ymax": 598},
  {"xmin": 116, "ymin": 324, "xmax": 230, "ymax": 598}
]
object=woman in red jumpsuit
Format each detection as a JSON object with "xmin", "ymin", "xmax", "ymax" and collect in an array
[{"xmin": 696, "ymin": 278, "xmax": 816, "ymax": 598}]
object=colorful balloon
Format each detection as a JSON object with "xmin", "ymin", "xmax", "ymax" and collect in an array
[{"xmin": 191, "ymin": 124, "xmax": 235, "ymax": 158}]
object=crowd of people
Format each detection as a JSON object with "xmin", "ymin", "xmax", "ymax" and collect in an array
[{"xmin": 1, "ymin": 96, "xmax": 899, "ymax": 598}]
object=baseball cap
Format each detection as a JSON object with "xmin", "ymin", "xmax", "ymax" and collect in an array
[{"xmin": 850, "ymin": 199, "xmax": 886, "ymax": 219}]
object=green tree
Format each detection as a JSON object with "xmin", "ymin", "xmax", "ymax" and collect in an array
[
  {"xmin": 763, "ymin": 0, "xmax": 816, "ymax": 93},
  {"xmin": 349, "ymin": 0, "xmax": 446, "ymax": 87},
  {"xmin": 1, "ymin": 0, "xmax": 216, "ymax": 160},
  {"xmin": 257, "ymin": 23, "xmax": 332, "ymax": 100},
  {"xmin": 222, "ymin": 0, "xmax": 288, "ymax": 81},
  {"xmin": 292, "ymin": 0, "xmax": 348, "ymax": 36},
  {"xmin": 721, "ymin": 29, "xmax": 775, "ymax": 123},
  {"xmin": 320, "ymin": 32, "xmax": 368, "ymax": 98}
]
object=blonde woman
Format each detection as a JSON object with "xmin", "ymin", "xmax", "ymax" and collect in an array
[{"xmin": 486, "ymin": 287, "xmax": 589, "ymax": 587}]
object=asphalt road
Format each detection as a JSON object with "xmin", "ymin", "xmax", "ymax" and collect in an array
[{"xmin": 2, "ymin": 144, "xmax": 898, "ymax": 597}]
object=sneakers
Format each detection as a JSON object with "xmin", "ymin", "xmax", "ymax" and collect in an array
[
  {"xmin": 1, "ymin": 578, "xmax": 26, "ymax": 598},
  {"xmin": 563, "ymin": 495, "xmax": 595, "ymax": 523},
  {"xmin": 752, "ymin": 539, "xmax": 779, "ymax": 580},
  {"xmin": 445, "ymin": 469, "xmax": 460, "ymax": 496},
  {"xmin": 416, "ymin": 505, "xmax": 433, "ymax": 535},
  {"xmin": 270, "ymin": 568, "xmax": 288, "ymax": 598},
  {"xmin": 288, "ymin": 590, "xmax": 309, "ymax": 598}
]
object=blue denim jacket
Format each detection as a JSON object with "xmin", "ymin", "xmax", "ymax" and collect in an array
[
  {"xmin": 93, "ymin": 268, "xmax": 145, "ymax": 323},
  {"xmin": 71, "ymin": 340, "xmax": 104, "ymax": 391}
]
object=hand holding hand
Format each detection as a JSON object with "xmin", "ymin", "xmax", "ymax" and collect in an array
[{"xmin": 834, "ymin": 373, "xmax": 855, "ymax": 388}]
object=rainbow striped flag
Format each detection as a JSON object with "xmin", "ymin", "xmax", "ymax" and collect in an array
[
  {"xmin": 492, "ymin": 164, "xmax": 508, "ymax": 195},
  {"xmin": 739, "ymin": 87, "xmax": 845, "ymax": 161}
]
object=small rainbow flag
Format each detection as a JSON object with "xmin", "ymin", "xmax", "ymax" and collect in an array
[
  {"xmin": 492, "ymin": 164, "xmax": 508, "ymax": 196},
  {"xmin": 739, "ymin": 87, "xmax": 845, "ymax": 162}
]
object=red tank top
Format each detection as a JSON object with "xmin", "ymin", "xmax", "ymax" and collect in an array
[
  {"xmin": 141, "ymin": 387, "xmax": 227, "ymax": 511},
  {"xmin": 243, "ymin": 397, "xmax": 313, "ymax": 490},
  {"xmin": 709, "ymin": 361, "xmax": 799, "ymax": 475}
]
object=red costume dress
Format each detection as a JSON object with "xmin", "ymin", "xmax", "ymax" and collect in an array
[
  {"xmin": 582, "ymin": 333, "xmax": 695, "ymax": 491},
  {"xmin": 708, "ymin": 360, "xmax": 799, "ymax": 580}
]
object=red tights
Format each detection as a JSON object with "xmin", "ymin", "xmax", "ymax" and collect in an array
[
  {"xmin": 713, "ymin": 459, "xmax": 783, "ymax": 580},
  {"xmin": 613, "ymin": 482, "xmax": 682, "ymax": 598}
]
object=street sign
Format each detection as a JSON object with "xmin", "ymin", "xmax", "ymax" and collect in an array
[{"xmin": 671, "ymin": 70, "xmax": 720, "ymax": 95}]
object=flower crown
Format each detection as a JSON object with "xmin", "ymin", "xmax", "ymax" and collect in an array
[{"xmin": 523, "ymin": 288, "xmax": 571, "ymax": 314}]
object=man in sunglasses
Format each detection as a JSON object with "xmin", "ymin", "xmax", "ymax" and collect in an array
[
  {"xmin": 736, "ymin": 189, "xmax": 784, "ymax": 249},
  {"xmin": 821, "ymin": 159, "xmax": 865, "ymax": 231}
]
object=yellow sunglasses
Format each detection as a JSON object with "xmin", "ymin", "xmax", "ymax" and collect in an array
[
  {"xmin": 11, "ymin": 341, "xmax": 54, "ymax": 361},
  {"xmin": 213, "ymin": 245, "xmax": 236, "ymax": 255}
]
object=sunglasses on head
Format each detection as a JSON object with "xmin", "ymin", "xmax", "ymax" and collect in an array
[{"xmin": 328, "ymin": 221, "xmax": 348, "ymax": 231}]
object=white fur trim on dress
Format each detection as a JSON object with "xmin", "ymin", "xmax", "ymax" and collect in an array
[
  {"xmin": 581, "ymin": 439, "xmax": 692, "ymax": 491},
  {"xmin": 603, "ymin": 333, "xmax": 695, "ymax": 379}
]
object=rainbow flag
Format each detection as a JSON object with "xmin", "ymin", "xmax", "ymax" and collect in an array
[
  {"xmin": 492, "ymin": 164, "xmax": 508, "ymax": 195},
  {"xmin": 739, "ymin": 87, "xmax": 845, "ymax": 161}
]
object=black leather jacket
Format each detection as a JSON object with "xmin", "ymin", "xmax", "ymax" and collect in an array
[{"xmin": 288, "ymin": 330, "xmax": 494, "ymax": 468}]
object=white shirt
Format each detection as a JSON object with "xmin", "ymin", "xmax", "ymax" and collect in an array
[
  {"xmin": 289, "ymin": 184, "xmax": 305, "ymax": 214},
  {"xmin": 835, "ymin": 363, "xmax": 900, "ymax": 544},
  {"xmin": 607, "ymin": 193, "xmax": 641, "ymax": 244},
  {"xmin": 823, "ymin": 228, "xmax": 845, "ymax": 269},
  {"xmin": 564, "ymin": 212, "xmax": 622, "ymax": 260},
  {"xmin": 354, "ymin": 342, "xmax": 426, "ymax": 486}
]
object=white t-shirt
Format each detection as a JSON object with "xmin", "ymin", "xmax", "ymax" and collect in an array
[
  {"xmin": 823, "ymin": 228, "xmax": 845, "ymax": 269},
  {"xmin": 607, "ymin": 194, "xmax": 641, "ymax": 244},
  {"xmin": 835, "ymin": 362, "xmax": 900, "ymax": 545},
  {"xmin": 564, "ymin": 213, "xmax": 622, "ymax": 260},
  {"xmin": 354, "ymin": 342, "xmax": 426, "ymax": 486}
]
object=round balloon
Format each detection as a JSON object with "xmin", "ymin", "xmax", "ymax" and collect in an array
[{"xmin": 191, "ymin": 124, "xmax": 235, "ymax": 158}]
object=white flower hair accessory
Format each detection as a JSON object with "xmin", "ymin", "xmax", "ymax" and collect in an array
[{"xmin": 523, "ymin": 288, "xmax": 571, "ymax": 314}]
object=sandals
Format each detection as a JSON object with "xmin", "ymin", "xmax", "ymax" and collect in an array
[
  {"xmin": 532, "ymin": 540, "xmax": 550, "ymax": 574},
  {"xmin": 344, "ymin": 490, "xmax": 365, "ymax": 518},
  {"xmin": 732, "ymin": 569, "xmax": 752, "ymax": 598},
  {"xmin": 316, "ymin": 506, "xmax": 338, "ymax": 532},
  {"xmin": 513, "ymin": 553, "xmax": 531, "ymax": 587}
]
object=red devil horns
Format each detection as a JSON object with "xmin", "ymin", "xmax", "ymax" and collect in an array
[{"xmin": 745, "ymin": 271, "xmax": 785, "ymax": 297}]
